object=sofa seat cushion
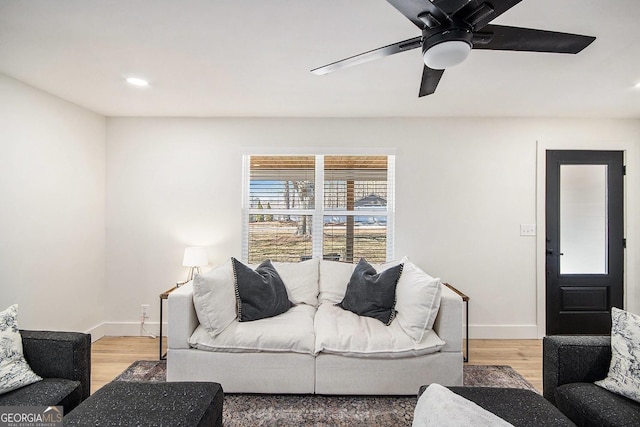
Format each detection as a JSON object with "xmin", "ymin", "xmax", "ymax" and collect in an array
[
  {"xmin": 314, "ymin": 303, "xmax": 445, "ymax": 358},
  {"xmin": 555, "ymin": 382, "xmax": 640, "ymax": 427},
  {"xmin": 0, "ymin": 378, "xmax": 81, "ymax": 410},
  {"xmin": 189, "ymin": 304, "xmax": 316, "ymax": 355}
]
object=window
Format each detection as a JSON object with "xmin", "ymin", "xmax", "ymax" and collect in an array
[{"xmin": 242, "ymin": 154, "xmax": 395, "ymax": 264}]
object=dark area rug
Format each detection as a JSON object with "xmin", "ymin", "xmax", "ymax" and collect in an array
[{"xmin": 114, "ymin": 361, "xmax": 538, "ymax": 426}]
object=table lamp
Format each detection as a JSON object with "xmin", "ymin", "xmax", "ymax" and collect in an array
[{"xmin": 182, "ymin": 247, "xmax": 208, "ymax": 282}]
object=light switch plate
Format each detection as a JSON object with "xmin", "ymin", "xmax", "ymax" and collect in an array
[{"xmin": 520, "ymin": 224, "xmax": 536, "ymax": 236}]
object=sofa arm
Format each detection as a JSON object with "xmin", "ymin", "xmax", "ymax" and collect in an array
[
  {"xmin": 168, "ymin": 282, "xmax": 199, "ymax": 349},
  {"xmin": 433, "ymin": 283, "xmax": 462, "ymax": 353},
  {"xmin": 20, "ymin": 330, "xmax": 91, "ymax": 401},
  {"xmin": 543, "ymin": 335, "xmax": 611, "ymax": 405}
]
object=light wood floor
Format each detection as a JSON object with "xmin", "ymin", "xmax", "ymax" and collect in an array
[{"xmin": 91, "ymin": 337, "xmax": 542, "ymax": 394}]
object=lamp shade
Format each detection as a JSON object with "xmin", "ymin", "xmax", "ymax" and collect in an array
[{"xmin": 182, "ymin": 247, "xmax": 208, "ymax": 267}]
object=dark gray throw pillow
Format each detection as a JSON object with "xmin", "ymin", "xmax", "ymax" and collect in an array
[
  {"xmin": 231, "ymin": 257, "xmax": 293, "ymax": 322},
  {"xmin": 337, "ymin": 258, "xmax": 404, "ymax": 325}
]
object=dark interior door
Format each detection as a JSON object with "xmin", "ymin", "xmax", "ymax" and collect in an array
[{"xmin": 546, "ymin": 150, "xmax": 624, "ymax": 335}]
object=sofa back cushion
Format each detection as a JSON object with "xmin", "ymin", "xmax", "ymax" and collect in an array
[
  {"xmin": 336, "ymin": 258, "xmax": 403, "ymax": 325},
  {"xmin": 318, "ymin": 261, "xmax": 356, "ymax": 304},
  {"xmin": 319, "ymin": 257, "xmax": 443, "ymax": 341},
  {"xmin": 194, "ymin": 257, "xmax": 320, "ymax": 335},
  {"xmin": 269, "ymin": 258, "xmax": 320, "ymax": 306},
  {"xmin": 192, "ymin": 259, "xmax": 238, "ymax": 336},
  {"xmin": 233, "ymin": 258, "xmax": 294, "ymax": 322},
  {"xmin": 394, "ymin": 257, "xmax": 443, "ymax": 342}
]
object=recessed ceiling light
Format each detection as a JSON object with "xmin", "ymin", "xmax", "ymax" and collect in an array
[
  {"xmin": 125, "ymin": 77, "xmax": 150, "ymax": 87},
  {"xmin": 635, "ymin": 82, "xmax": 640, "ymax": 89}
]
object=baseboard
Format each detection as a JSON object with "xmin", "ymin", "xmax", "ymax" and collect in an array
[
  {"xmin": 469, "ymin": 324, "xmax": 539, "ymax": 339},
  {"xmin": 96, "ymin": 322, "xmax": 168, "ymax": 337},
  {"xmin": 86, "ymin": 323, "xmax": 106, "ymax": 342}
]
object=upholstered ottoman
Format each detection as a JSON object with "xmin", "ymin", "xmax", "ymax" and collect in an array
[
  {"xmin": 64, "ymin": 381, "xmax": 223, "ymax": 426},
  {"xmin": 417, "ymin": 386, "xmax": 576, "ymax": 426}
]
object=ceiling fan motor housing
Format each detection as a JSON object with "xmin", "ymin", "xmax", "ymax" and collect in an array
[{"xmin": 422, "ymin": 27, "xmax": 473, "ymax": 69}]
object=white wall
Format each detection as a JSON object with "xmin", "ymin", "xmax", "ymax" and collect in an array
[
  {"xmin": 0, "ymin": 74, "xmax": 106, "ymax": 334},
  {"xmin": 1, "ymin": 73, "xmax": 636, "ymax": 340},
  {"xmin": 106, "ymin": 117, "xmax": 640, "ymax": 338}
]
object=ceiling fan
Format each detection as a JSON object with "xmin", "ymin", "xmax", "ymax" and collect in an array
[{"xmin": 311, "ymin": 0, "xmax": 595, "ymax": 97}]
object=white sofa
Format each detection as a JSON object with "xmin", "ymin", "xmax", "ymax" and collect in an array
[{"xmin": 167, "ymin": 257, "xmax": 463, "ymax": 395}]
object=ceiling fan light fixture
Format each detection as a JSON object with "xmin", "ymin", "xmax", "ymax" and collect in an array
[{"xmin": 423, "ymin": 40, "xmax": 471, "ymax": 70}]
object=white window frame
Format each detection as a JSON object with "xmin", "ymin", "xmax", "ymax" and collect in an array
[{"xmin": 241, "ymin": 149, "xmax": 396, "ymax": 263}]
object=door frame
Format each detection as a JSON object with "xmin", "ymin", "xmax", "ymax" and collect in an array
[{"xmin": 536, "ymin": 140, "xmax": 637, "ymax": 339}]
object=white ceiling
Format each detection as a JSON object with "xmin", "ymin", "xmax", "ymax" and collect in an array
[{"xmin": 1, "ymin": 0, "xmax": 639, "ymax": 118}]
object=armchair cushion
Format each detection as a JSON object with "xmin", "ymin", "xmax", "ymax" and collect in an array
[
  {"xmin": 0, "ymin": 378, "xmax": 81, "ymax": 409},
  {"xmin": 20, "ymin": 330, "xmax": 91, "ymax": 402},
  {"xmin": 555, "ymin": 382, "xmax": 640, "ymax": 427},
  {"xmin": 543, "ymin": 335, "xmax": 611, "ymax": 405},
  {"xmin": 0, "ymin": 305, "xmax": 42, "ymax": 395}
]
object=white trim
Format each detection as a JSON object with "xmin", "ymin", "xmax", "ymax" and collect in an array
[
  {"xmin": 95, "ymin": 321, "xmax": 165, "ymax": 338},
  {"xmin": 240, "ymin": 147, "xmax": 397, "ymax": 156},
  {"xmin": 247, "ymin": 208, "xmax": 314, "ymax": 215},
  {"xmin": 241, "ymin": 155, "xmax": 250, "ymax": 261},
  {"xmin": 386, "ymin": 155, "xmax": 396, "ymax": 261},
  {"xmin": 323, "ymin": 210, "xmax": 388, "ymax": 216},
  {"xmin": 469, "ymin": 324, "xmax": 539, "ymax": 339},
  {"xmin": 85, "ymin": 323, "xmax": 106, "ymax": 342},
  {"xmin": 313, "ymin": 155, "xmax": 324, "ymax": 258},
  {"xmin": 536, "ymin": 140, "xmax": 638, "ymax": 338}
]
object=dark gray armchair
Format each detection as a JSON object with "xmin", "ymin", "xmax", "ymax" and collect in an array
[
  {"xmin": 0, "ymin": 330, "xmax": 91, "ymax": 414},
  {"xmin": 543, "ymin": 335, "xmax": 640, "ymax": 427}
]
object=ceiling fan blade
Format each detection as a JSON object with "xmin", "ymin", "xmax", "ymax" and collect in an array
[
  {"xmin": 385, "ymin": 0, "xmax": 449, "ymax": 29},
  {"xmin": 419, "ymin": 66, "xmax": 445, "ymax": 97},
  {"xmin": 472, "ymin": 25, "xmax": 596, "ymax": 53},
  {"xmin": 311, "ymin": 37, "xmax": 421, "ymax": 75},
  {"xmin": 454, "ymin": 0, "xmax": 522, "ymax": 30}
]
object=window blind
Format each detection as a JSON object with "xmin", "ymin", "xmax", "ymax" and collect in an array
[{"xmin": 242, "ymin": 154, "xmax": 394, "ymax": 264}]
